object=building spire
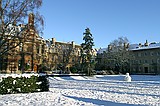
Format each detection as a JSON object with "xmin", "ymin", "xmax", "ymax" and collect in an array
[{"xmin": 28, "ymin": 13, "xmax": 34, "ymax": 29}]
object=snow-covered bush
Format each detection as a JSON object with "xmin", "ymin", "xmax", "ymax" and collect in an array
[{"xmin": 0, "ymin": 74, "xmax": 49, "ymax": 94}]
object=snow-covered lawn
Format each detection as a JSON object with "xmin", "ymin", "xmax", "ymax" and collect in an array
[{"xmin": 0, "ymin": 75, "xmax": 160, "ymax": 106}]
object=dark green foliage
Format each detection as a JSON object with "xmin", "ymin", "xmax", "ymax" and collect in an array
[
  {"xmin": 81, "ymin": 28, "xmax": 94, "ymax": 76},
  {"xmin": 0, "ymin": 75, "xmax": 49, "ymax": 95},
  {"xmin": 37, "ymin": 76, "xmax": 49, "ymax": 91},
  {"xmin": 70, "ymin": 66, "xmax": 78, "ymax": 73}
]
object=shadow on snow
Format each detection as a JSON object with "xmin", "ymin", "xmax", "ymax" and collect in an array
[{"xmin": 63, "ymin": 95, "xmax": 145, "ymax": 106}]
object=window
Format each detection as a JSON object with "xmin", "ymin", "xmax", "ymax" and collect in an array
[
  {"xmin": 144, "ymin": 52, "xmax": 147, "ymax": 56},
  {"xmin": 135, "ymin": 53, "xmax": 138, "ymax": 57},
  {"xmin": 52, "ymin": 57, "xmax": 54, "ymax": 61},
  {"xmin": 144, "ymin": 60, "xmax": 148, "ymax": 63},
  {"xmin": 18, "ymin": 60, "xmax": 21, "ymax": 70},
  {"xmin": 157, "ymin": 59, "xmax": 160, "ymax": 63},
  {"xmin": 139, "ymin": 60, "xmax": 142, "ymax": 64},
  {"xmin": 141, "ymin": 53, "xmax": 144, "ymax": 57},
  {"xmin": 72, "ymin": 58, "xmax": 75, "ymax": 62},
  {"xmin": 151, "ymin": 52, "xmax": 154, "ymax": 56},
  {"xmin": 19, "ymin": 43, "xmax": 22, "ymax": 51},
  {"xmin": 37, "ymin": 47, "xmax": 39, "ymax": 54},
  {"xmin": 157, "ymin": 52, "xmax": 160, "ymax": 56},
  {"xmin": 78, "ymin": 51, "xmax": 80, "ymax": 55},
  {"xmin": 138, "ymin": 53, "xmax": 141, "ymax": 57},
  {"xmin": 140, "ymin": 67, "xmax": 142, "ymax": 70}
]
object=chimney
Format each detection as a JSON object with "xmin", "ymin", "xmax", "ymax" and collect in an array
[
  {"xmin": 124, "ymin": 43, "xmax": 127, "ymax": 48},
  {"xmin": 127, "ymin": 43, "xmax": 129, "ymax": 48},
  {"xmin": 144, "ymin": 40, "xmax": 148, "ymax": 46},
  {"xmin": 52, "ymin": 38, "xmax": 56, "ymax": 45},
  {"xmin": 72, "ymin": 41, "xmax": 75, "ymax": 48},
  {"xmin": 108, "ymin": 45, "xmax": 112, "ymax": 52},
  {"xmin": 139, "ymin": 43, "xmax": 142, "ymax": 47}
]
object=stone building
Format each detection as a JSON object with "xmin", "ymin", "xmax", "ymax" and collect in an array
[
  {"xmin": 129, "ymin": 41, "xmax": 160, "ymax": 74},
  {"xmin": 96, "ymin": 40, "xmax": 160, "ymax": 75},
  {"xmin": 44, "ymin": 38, "xmax": 81, "ymax": 73},
  {"xmin": 0, "ymin": 13, "xmax": 82, "ymax": 74},
  {"xmin": 0, "ymin": 13, "xmax": 45, "ymax": 73},
  {"xmin": 96, "ymin": 43, "xmax": 129, "ymax": 72}
]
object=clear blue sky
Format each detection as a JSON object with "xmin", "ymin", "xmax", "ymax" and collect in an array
[{"xmin": 40, "ymin": 0, "xmax": 160, "ymax": 48}]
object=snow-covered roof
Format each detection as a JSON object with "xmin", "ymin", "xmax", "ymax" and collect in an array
[
  {"xmin": 128, "ymin": 44, "xmax": 139, "ymax": 50},
  {"xmin": 97, "ymin": 42, "xmax": 160, "ymax": 53},
  {"xmin": 129, "ymin": 42, "xmax": 160, "ymax": 51},
  {"xmin": 97, "ymin": 48, "xmax": 107, "ymax": 54}
]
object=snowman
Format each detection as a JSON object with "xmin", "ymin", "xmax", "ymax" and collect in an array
[{"xmin": 124, "ymin": 73, "xmax": 131, "ymax": 82}]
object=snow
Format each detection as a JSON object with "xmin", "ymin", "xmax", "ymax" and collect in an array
[
  {"xmin": 97, "ymin": 48, "xmax": 107, "ymax": 54},
  {"xmin": 0, "ymin": 75, "xmax": 160, "ymax": 106},
  {"xmin": 0, "ymin": 73, "xmax": 43, "ymax": 79},
  {"xmin": 124, "ymin": 73, "xmax": 132, "ymax": 82},
  {"xmin": 97, "ymin": 42, "xmax": 160, "ymax": 53},
  {"xmin": 129, "ymin": 42, "xmax": 160, "ymax": 51}
]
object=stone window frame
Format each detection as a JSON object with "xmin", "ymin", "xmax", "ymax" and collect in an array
[
  {"xmin": 144, "ymin": 60, "xmax": 148, "ymax": 63},
  {"xmin": 157, "ymin": 58, "xmax": 160, "ymax": 63},
  {"xmin": 157, "ymin": 52, "xmax": 160, "ymax": 56},
  {"xmin": 151, "ymin": 52, "xmax": 154, "ymax": 56}
]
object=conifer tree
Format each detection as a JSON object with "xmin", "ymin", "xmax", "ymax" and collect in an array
[{"xmin": 81, "ymin": 28, "xmax": 94, "ymax": 76}]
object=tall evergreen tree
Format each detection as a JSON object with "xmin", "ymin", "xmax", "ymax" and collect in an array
[{"xmin": 81, "ymin": 28, "xmax": 94, "ymax": 76}]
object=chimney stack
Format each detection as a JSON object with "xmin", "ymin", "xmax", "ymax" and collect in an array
[
  {"xmin": 52, "ymin": 38, "xmax": 56, "ymax": 45},
  {"xmin": 108, "ymin": 45, "xmax": 112, "ymax": 52},
  {"xmin": 144, "ymin": 40, "xmax": 148, "ymax": 46}
]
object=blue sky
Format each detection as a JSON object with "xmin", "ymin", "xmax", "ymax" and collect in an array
[{"xmin": 40, "ymin": 0, "xmax": 160, "ymax": 48}]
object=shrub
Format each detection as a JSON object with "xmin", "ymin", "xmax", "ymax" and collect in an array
[
  {"xmin": 0, "ymin": 74, "xmax": 49, "ymax": 94},
  {"xmin": 70, "ymin": 66, "xmax": 78, "ymax": 73}
]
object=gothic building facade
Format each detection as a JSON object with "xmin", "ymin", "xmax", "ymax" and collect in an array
[
  {"xmin": 43, "ymin": 38, "xmax": 82, "ymax": 73},
  {"xmin": 0, "ymin": 13, "xmax": 82, "ymax": 74}
]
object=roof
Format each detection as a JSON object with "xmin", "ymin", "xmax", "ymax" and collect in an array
[
  {"xmin": 129, "ymin": 42, "xmax": 160, "ymax": 51},
  {"xmin": 97, "ymin": 48, "xmax": 107, "ymax": 54},
  {"xmin": 97, "ymin": 42, "xmax": 160, "ymax": 54}
]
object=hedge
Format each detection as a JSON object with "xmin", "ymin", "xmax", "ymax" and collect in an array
[{"xmin": 0, "ymin": 74, "xmax": 49, "ymax": 94}]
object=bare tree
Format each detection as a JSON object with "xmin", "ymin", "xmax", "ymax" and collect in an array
[
  {"xmin": 0, "ymin": 0, "xmax": 43, "ymax": 72},
  {"xmin": 0, "ymin": 0, "xmax": 43, "ymax": 58},
  {"xmin": 109, "ymin": 36, "xmax": 130, "ymax": 74},
  {"xmin": 62, "ymin": 46, "xmax": 73, "ymax": 73},
  {"xmin": 56, "ymin": 44, "xmax": 74, "ymax": 74},
  {"xmin": 110, "ymin": 36, "xmax": 129, "ymax": 51}
]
